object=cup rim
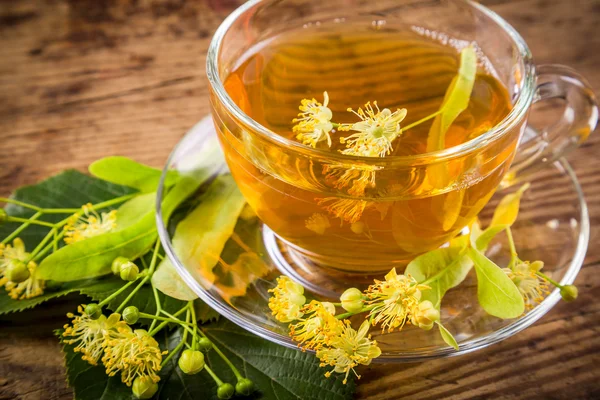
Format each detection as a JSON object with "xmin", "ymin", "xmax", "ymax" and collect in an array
[{"xmin": 206, "ymin": 0, "xmax": 535, "ymax": 166}]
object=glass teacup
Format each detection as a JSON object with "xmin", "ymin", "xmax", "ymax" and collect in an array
[{"xmin": 207, "ymin": 0, "xmax": 597, "ymax": 274}]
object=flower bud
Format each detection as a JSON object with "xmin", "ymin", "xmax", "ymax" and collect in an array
[
  {"xmin": 235, "ymin": 378, "xmax": 255, "ymax": 396},
  {"xmin": 411, "ymin": 300, "xmax": 440, "ymax": 330},
  {"xmin": 198, "ymin": 337, "xmax": 212, "ymax": 352},
  {"xmin": 111, "ymin": 256, "xmax": 129, "ymax": 275},
  {"xmin": 120, "ymin": 261, "xmax": 139, "ymax": 281},
  {"xmin": 560, "ymin": 285, "xmax": 578, "ymax": 302},
  {"xmin": 0, "ymin": 208, "xmax": 7, "ymax": 224},
  {"xmin": 217, "ymin": 383, "xmax": 235, "ymax": 399},
  {"xmin": 132, "ymin": 376, "xmax": 158, "ymax": 399},
  {"xmin": 178, "ymin": 349, "xmax": 205, "ymax": 374},
  {"xmin": 123, "ymin": 306, "xmax": 140, "ymax": 324},
  {"xmin": 340, "ymin": 288, "xmax": 364, "ymax": 313},
  {"xmin": 84, "ymin": 303, "xmax": 102, "ymax": 320},
  {"xmin": 6, "ymin": 260, "xmax": 30, "ymax": 283}
]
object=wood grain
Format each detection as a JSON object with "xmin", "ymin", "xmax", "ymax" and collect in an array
[{"xmin": 1, "ymin": 0, "xmax": 599, "ymax": 399}]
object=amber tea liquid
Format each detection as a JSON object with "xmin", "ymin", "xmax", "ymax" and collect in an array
[{"xmin": 216, "ymin": 25, "xmax": 517, "ymax": 272}]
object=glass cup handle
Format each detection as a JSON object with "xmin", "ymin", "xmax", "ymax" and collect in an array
[{"xmin": 506, "ymin": 64, "xmax": 598, "ymax": 185}]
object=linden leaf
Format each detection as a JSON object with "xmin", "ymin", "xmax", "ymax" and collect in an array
[
  {"xmin": 215, "ymin": 252, "xmax": 270, "ymax": 304},
  {"xmin": 489, "ymin": 183, "xmax": 530, "ymax": 228},
  {"xmin": 152, "ymin": 258, "xmax": 198, "ymax": 301},
  {"xmin": 471, "ymin": 222, "xmax": 507, "ymax": 253},
  {"xmin": 89, "ymin": 156, "xmax": 180, "ymax": 193},
  {"xmin": 154, "ymin": 175, "xmax": 246, "ymax": 295},
  {"xmin": 436, "ymin": 321, "xmax": 459, "ymax": 350},
  {"xmin": 406, "ymin": 246, "xmax": 473, "ymax": 309},
  {"xmin": 467, "ymin": 247, "xmax": 524, "ymax": 319},
  {"xmin": 426, "ymin": 46, "xmax": 478, "ymax": 152},
  {"xmin": 37, "ymin": 209, "xmax": 157, "ymax": 281},
  {"xmin": 113, "ymin": 192, "xmax": 156, "ymax": 230}
]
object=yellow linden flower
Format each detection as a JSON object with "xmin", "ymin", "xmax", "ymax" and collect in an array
[
  {"xmin": 365, "ymin": 268, "xmax": 430, "ymax": 332},
  {"xmin": 64, "ymin": 204, "xmax": 117, "ymax": 244},
  {"xmin": 341, "ymin": 102, "xmax": 407, "ymax": 157},
  {"xmin": 0, "ymin": 238, "xmax": 45, "ymax": 299},
  {"xmin": 410, "ymin": 300, "xmax": 440, "ymax": 330},
  {"xmin": 63, "ymin": 309, "xmax": 124, "ymax": 366},
  {"xmin": 316, "ymin": 320, "xmax": 381, "ymax": 384},
  {"xmin": 102, "ymin": 327, "xmax": 165, "ymax": 387},
  {"xmin": 292, "ymin": 91, "xmax": 334, "ymax": 148},
  {"xmin": 503, "ymin": 260, "xmax": 549, "ymax": 307},
  {"xmin": 268, "ymin": 276, "xmax": 306, "ymax": 322},
  {"xmin": 305, "ymin": 213, "xmax": 331, "ymax": 235},
  {"xmin": 317, "ymin": 198, "xmax": 367, "ymax": 224},
  {"xmin": 290, "ymin": 301, "xmax": 342, "ymax": 351}
]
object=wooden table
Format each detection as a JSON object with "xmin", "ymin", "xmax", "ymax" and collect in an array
[{"xmin": 1, "ymin": 1, "xmax": 598, "ymax": 399}]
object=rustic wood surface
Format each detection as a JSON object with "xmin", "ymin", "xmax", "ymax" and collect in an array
[{"xmin": 1, "ymin": 0, "xmax": 599, "ymax": 399}]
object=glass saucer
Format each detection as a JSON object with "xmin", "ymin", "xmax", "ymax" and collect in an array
[{"xmin": 156, "ymin": 116, "xmax": 589, "ymax": 362}]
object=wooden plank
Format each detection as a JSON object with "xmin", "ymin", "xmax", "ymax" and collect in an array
[{"xmin": 1, "ymin": 0, "xmax": 599, "ymax": 399}]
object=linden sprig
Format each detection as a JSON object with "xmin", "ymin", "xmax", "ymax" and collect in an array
[
  {"xmin": 268, "ymin": 184, "xmax": 579, "ymax": 384},
  {"xmin": 0, "ymin": 196, "xmax": 256, "ymax": 400}
]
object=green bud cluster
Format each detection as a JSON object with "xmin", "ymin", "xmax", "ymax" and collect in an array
[
  {"xmin": 6, "ymin": 260, "xmax": 30, "ymax": 283},
  {"xmin": 84, "ymin": 304, "xmax": 102, "ymax": 320},
  {"xmin": 111, "ymin": 257, "xmax": 139, "ymax": 281},
  {"xmin": 123, "ymin": 306, "xmax": 140, "ymax": 324},
  {"xmin": 178, "ymin": 349, "xmax": 205, "ymax": 374},
  {"xmin": 132, "ymin": 376, "xmax": 158, "ymax": 399}
]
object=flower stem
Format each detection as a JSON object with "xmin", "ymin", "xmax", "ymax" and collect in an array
[
  {"xmin": 98, "ymin": 279, "xmax": 138, "ymax": 307},
  {"xmin": 190, "ymin": 300, "xmax": 198, "ymax": 351},
  {"xmin": 149, "ymin": 283, "xmax": 162, "ymax": 331},
  {"xmin": 6, "ymin": 216, "xmax": 55, "ymax": 228},
  {"xmin": 33, "ymin": 230, "xmax": 66, "ymax": 261},
  {"xmin": 161, "ymin": 309, "xmax": 190, "ymax": 367},
  {"xmin": 335, "ymin": 304, "xmax": 377, "ymax": 320},
  {"xmin": 115, "ymin": 275, "xmax": 149, "ymax": 313},
  {"xmin": 0, "ymin": 198, "xmax": 42, "ymax": 211},
  {"xmin": 1, "ymin": 211, "xmax": 43, "ymax": 244},
  {"xmin": 204, "ymin": 365, "xmax": 224, "ymax": 386},
  {"xmin": 149, "ymin": 304, "xmax": 190, "ymax": 336},
  {"xmin": 139, "ymin": 312, "xmax": 195, "ymax": 326},
  {"xmin": 25, "ymin": 227, "xmax": 56, "ymax": 264},
  {"xmin": 537, "ymin": 271, "xmax": 562, "ymax": 288},
  {"xmin": 402, "ymin": 109, "xmax": 444, "ymax": 132},
  {"xmin": 505, "ymin": 227, "xmax": 518, "ymax": 260}
]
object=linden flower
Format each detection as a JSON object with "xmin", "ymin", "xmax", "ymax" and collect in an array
[
  {"xmin": 290, "ymin": 301, "xmax": 342, "ymax": 350},
  {"xmin": 317, "ymin": 320, "xmax": 381, "ymax": 384},
  {"xmin": 305, "ymin": 213, "xmax": 331, "ymax": 235},
  {"xmin": 64, "ymin": 204, "xmax": 117, "ymax": 244},
  {"xmin": 365, "ymin": 268, "xmax": 430, "ymax": 332},
  {"xmin": 63, "ymin": 309, "xmax": 123, "ymax": 366},
  {"xmin": 268, "ymin": 276, "xmax": 306, "ymax": 322},
  {"xmin": 503, "ymin": 260, "xmax": 549, "ymax": 307},
  {"xmin": 292, "ymin": 91, "xmax": 334, "ymax": 148},
  {"xmin": 317, "ymin": 198, "xmax": 368, "ymax": 224},
  {"xmin": 103, "ymin": 328, "xmax": 165, "ymax": 386},
  {"xmin": 341, "ymin": 102, "xmax": 407, "ymax": 157},
  {"xmin": 0, "ymin": 238, "xmax": 45, "ymax": 299},
  {"xmin": 410, "ymin": 300, "xmax": 440, "ymax": 331}
]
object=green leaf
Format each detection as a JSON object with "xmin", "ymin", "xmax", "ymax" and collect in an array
[
  {"xmin": 89, "ymin": 156, "xmax": 180, "ymax": 193},
  {"xmin": 37, "ymin": 209, "xmax": 157, "ymax": 281},
  {"xmin": 472, "ymin": 223, "xmax": 507, "ymax": 252},
  {"xmin": 0, "ymin": 170, "xmax": 135, "ymax": 250},
  {"xmin": 151, "ymin": 259, "xmax": 198, "ymax": 301},
  {"xmin": 436, "ymin": 321, "xmax": 459, "ymax": 350},
  {"xmin": 490, "ymin": 183, "xmax": 530, "ymax": 228},
  {"xmin": 114, "ymin": 193, "xmax": 156, "ymax": 230},
  {"xmin": 62, "ymin": 319, "xmax": 354, "ymax": 400},
  {"xmin": 194, "ymin": 299, "xmax": 220, "ymax": 323},
  {"xmin": 426, "ymin": 46, "xmax": 478, "ymax": 152},
  {"xmin": 0, "ymin": 279, "xmax": 108, "ymax": 315},
  {"xmin": 467, "ymin": 247, "xmax": 524, "ymax": 318},
  {"xmin": 153, "ymin": 175, "xmax": 246, "ymax": 296},
  {"xmin": 406, "ymin": 247, "xmax": 473, "ymax": 308}
]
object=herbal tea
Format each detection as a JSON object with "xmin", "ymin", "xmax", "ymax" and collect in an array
[{"xmin": 216, "ymin": 25, "xmax": 517, "ymax": 271}]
